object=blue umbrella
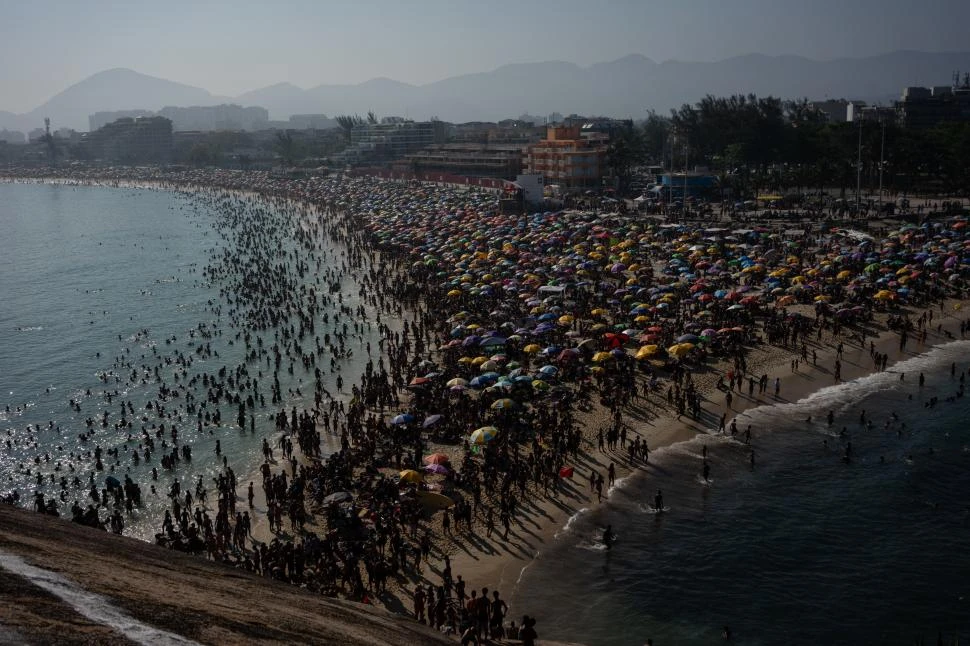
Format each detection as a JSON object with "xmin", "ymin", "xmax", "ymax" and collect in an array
[{"xmin": 391, "ymin": 413, "xmax": 415, "ymax": 425}]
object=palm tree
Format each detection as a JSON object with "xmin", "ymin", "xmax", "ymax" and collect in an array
[
  {"xmin": 42, "ymin": 118, "xmax": 59, "ymax": 167},
  {"xmin": 275, "ymin": 131, "xmax": 297, "ymax": 166},
  {"xmin": 335, "ymin": 114, "xmax": 365, "ymax": 143}
]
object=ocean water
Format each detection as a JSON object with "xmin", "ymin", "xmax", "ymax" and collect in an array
[
  {"xmin": 0, "ymin": 182, "xmax": 379, "ymax": 539},
  {"xmin": 515, "ymin": 341, "xmax": 970, "ymax": 645}
]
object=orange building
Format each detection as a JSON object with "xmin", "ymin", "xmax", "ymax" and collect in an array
[{"xmin": 525, "ymin": 125, "xmax": 607, "ymax": 191}]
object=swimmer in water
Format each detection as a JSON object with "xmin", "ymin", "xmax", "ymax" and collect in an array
[
  {"xmin": 654, "ymin": 489, "xmax": 664, "ymax": 512},
  {"xmin": 603, "ymin": 524, "xmax": 616, "ymax": 549}
]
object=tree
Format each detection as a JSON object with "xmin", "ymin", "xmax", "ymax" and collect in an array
[
  {"xmin": 42, "ymin": 118, "xmax": 59, "ymax": 167},
  {"xmin": 606, "ymin": 125, "xmax": 644, "ymax": 195},
  {"xmin": 640, "ymin": 111, "xmax": 671, "ymax": 164},
  {"xmin": 335, "ymin": 114, "xmax": 365, "ymax": 143},
  {"xmin": 275, "ymin": 131, "xmax": 298, "ymax": 166}
]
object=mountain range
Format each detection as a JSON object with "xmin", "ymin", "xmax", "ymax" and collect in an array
[{"xmin": 4, "ymin": 50, "xmax": 970, "ymax": 133}]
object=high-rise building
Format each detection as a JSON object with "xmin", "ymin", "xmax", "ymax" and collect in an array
[
  {"xmin": 896, "ymin": 76, "xmax": 970, "ymax": 129},
  {"xmin": 83, "ymin": 116, "xmax": 173, "ymax": 162},
  {"xmin": 334, "ymin": 121, "xmax": 448, "ymax": 165},
  {"xmin": 525, "ymin": 125, "xmax": 607, "ymax": 191}
]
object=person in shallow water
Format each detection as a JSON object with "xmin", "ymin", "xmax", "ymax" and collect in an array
[
  {"xmin": 603, "ymin": 524, "xmax": 616, "ymax": 549},
  {"xmin": 654, "ymin": 489, "xmax": 664, "ymax": 512}
]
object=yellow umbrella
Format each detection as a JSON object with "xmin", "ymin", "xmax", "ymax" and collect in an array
[
  {"xmin": 590, "ymin": 308, "xmax": 609, "ymax": 316},
  {"xmin": 558, "ymin": 314, "xmax": 575, "ymax": 326},
  {"xmin": 635, "ymin": 345, "xmax": 659, "ymax": 360},
  {"xmin": 592, "ymin": 351, "xmax": 613, "ymax": 362},
  {"xmin": 417, "ymin": 491, "xmax": 455, "ymax": 510},
  {"xmin": 667, "ymin": 343, "xmax": 694, "ymax": 358},
  {"xmin": 447, "ymin": 289, "xmax": 462, "ymax": 297},
  {"xmin": 523, "ymin": 344, "xmax": 541, "ymax": 354},
  {"xmin": 471, "ymin": 356, "xmax": 488, "ymax": 365},
  {"xmin": 874, "ymin": 290, "xmax": 894, "ymax": 300},
  {"xmin": 399, "ymin": 469, "xmax": 424, "ymax": 483}
]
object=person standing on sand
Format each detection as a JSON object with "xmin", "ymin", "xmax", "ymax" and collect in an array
[
  {"xmin": 608, "ymin": 462, "xmax": 616, "ymax": 487},
  {"xmin": 518, "ymin": 615, "xmax": 538, "ymax": 646},
  {"xmin": 490, "ymin": 590, "xmax": 509, "ymax": 638},
  {"xmin": 774, "ymin": 377, "xmax": 780, "ymax": 398},
  {"xmin": 413, "ymin": 585, "xmax": 426, "ymax": 623}
]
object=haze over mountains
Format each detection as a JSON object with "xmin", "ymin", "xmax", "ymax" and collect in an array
[{"xmin": 4, "ymin": 50, "xmax": 970, "ymax": 133}]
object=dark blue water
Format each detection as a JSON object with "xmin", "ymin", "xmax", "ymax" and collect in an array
[
  {"xmin": 515, "ymin": 342, "xmax": 970, "ymax": 645},
  {"xmin": 0, "ymin": 182, "xmax": 380, "ymax": 539}
]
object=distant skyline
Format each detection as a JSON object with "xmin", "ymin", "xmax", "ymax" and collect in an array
[{"xmin": 3, "ymin": 0, "xmax": 970, "ymax": 114}]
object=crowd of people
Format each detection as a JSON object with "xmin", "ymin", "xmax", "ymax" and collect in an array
[{"xmin": 2, "ymin": 165, "xmax": 969, "ymax": 642}]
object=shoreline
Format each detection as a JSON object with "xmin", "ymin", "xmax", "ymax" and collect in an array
[
  {"xmin": 3, "ymin": 170, "xmax": 969, "ymax": 644},
  {"xmin": 441, "ymin": 294, "xmax": 970, "ymax": 612}
]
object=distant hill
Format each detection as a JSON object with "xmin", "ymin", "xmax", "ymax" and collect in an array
[
  {"xmin": 8, "ymin": 68, "xmax": 227, "ymax": 132},
  {"xmin": 3, "ymin": 50, "xmax": 970, "ymax": 132}
]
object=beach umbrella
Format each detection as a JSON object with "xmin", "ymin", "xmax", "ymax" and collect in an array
[
  {"xmin": 391, "ymin": 413, "xmax": 415, "ymax": 425},
  {"xmin": 559, "ymin": 466, "xmax": 575, "ymax": 479},
  {"xmin": 422, "ymin": 414, "xmax": 443, "ymax": 428},
  {"xmin": 416, "ymin": 491, "xmax": 455, "ymax": 510},
  {"xmin": 446, "ymin": 377, "xmax": 468, "ymax": 387},
  {"xmin": 490, "ymin": 398, "xmax": 518, "ymax": 411},
  {"xmin": 423, "ymin": 453, "xmax": 450, "ymax": 465},
  {"xmin": 480, "ymin": 336, "xmax": 507, "ymax": 347},
  {"xmin": 635, "ymin": 345, "xmax": 659, "ymax": 360},
  {"xmin": 470, "ymin": 426, "xmax": 498, "ymax": 444},
  {"xmin": 667, "ymin": 343, "xmax": 694, "ymax": 358},
  {"xmin": 409, "ymin": 376, "xmax": 431, "ymax": 387},
  {"xmin": 523, "ymin": 344, "xmax": 541, "ymax": 354},
  {"xmin": 676, "ymin": 333, "xmax": 699, "ymax": 344},
  {"xmin": 592, "ymin": 351, "xmax": 613, "ymax": 363},
  {"xmin": 322, "ymin": 491, "xmax": 353, "ymax": 505},
  {"xmin": 424, "ymin": 464, "xmax": 450, "ymax": 475},
  {"xmin": 399, "ymin": 469, "xmax": 424, "ymax": 483}
]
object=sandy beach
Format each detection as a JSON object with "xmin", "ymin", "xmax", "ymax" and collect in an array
[{"xmin": 430, "ymin": 294, "xmax": 970, "ymax": 615}]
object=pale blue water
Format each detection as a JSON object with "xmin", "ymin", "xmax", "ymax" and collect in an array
[
  {"xmin": 0, "ymin": 182, "xmax": 379, "ymax": 539},
  {"xmin": 514, "ymin": 342, "xmax": 970, "ymax": 645}
]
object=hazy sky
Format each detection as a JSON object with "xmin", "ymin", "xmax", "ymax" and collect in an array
[{"xmin": 3, "ymin": 0, "xmax": 969, "ymax": 113}]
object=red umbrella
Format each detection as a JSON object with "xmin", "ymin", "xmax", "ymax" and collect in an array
[{"xmin": 559, "ymin": 466, "xmax": 574, "ymax": 479}]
